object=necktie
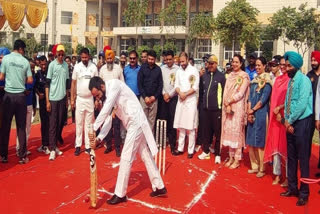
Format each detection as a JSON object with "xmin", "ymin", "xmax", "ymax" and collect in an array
[{"xmin": 286, "ymin": 79, "xmax": 294, "ymax": 117}]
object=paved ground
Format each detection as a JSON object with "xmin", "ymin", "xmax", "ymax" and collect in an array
[{"xmin": 0, "ymin": 121, "xmax": 319, "ymax": 213}]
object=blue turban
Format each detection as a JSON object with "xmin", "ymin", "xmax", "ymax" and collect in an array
[
  {"xmin": 0, "ymin": 47, "xmax": 10, "ymax": 56},
  {"xmin": 283, "ymin": 51, "xmax": 303, "ymax": 70}
]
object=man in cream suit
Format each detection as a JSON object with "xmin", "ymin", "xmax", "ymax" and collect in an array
[{"xmin": 89, "ymin": 77, "xmax": 167, "ymax": 205}]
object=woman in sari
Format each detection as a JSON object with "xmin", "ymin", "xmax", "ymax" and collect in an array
[
  {"xmin": 221, "ymin": 54, "xmax": 250, "ymax": 169},
  {"xmin": 264, "ymin": 57, "xmax": 290, "ymax": 185},
  {"xmin": 246, "ymin": 56, "xmax": 272, "ymax": 178}
]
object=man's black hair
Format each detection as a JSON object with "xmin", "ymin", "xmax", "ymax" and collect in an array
[
  {"xmin": 80, "ymin": 48, "xmax": 90, "ymax": 55},
  {"xmin": 13, "ymin": 39, "xmax": 26, "ymax": 51},
  {"xmin": 120, "ymin": 51, "xmax": 127, "ymax": 57},
  {"xmin": 142, "ymin": 49, "xmax": 148, "ymax": 54},
  {"xmin": 129, "ymin": 50, "xmax": 139, "ymax": 58},
  {"xmin": 39, "ymin": 55, "xmax": 47, "ymax": 62},
  {"xmin": 147, "ymin": 49, "xmax": 157, "ymax": 58},
  {"xmin": 189, "ymin": 57, "xmax": 195, "ymax": 64},
  {"xmin": 165, "ymin": 50, "xmax": 174, "ymax": 58},
  {"xmin": 89, "ymin": 76, "xmax": 105, "ymax": 91},
  {"xmin": 65, "ymin": 56, "xmax": 71, "ymax": 61}
]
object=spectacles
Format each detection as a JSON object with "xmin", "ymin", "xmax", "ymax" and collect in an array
[
  {"xmin": 58, "ymin": 54, "xmax": 64, "ymax": 57},
  {"xmin": 129, "ymin": 57, "xmax": 136, "ymax": 60},
  {"xmin": 271, "ymin": 64, "xmax": 279, "ymax": 67},
  {"xmin": 280, "ymin": 64, "xmax": 286, "ymax": 66},
  {"xmin": 208, "ymin": 62, "xmax": 215, "ymax": 65}
]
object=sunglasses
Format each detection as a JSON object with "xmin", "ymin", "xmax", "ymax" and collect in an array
[
  {"xmin": 208, "ymin": 62, "xmax": 215, "ymax": 65},
  {"xmin": 271, "ymin": 64, "xmax": 279, "ymax": 67},
  {"xmin": 129, "ymin": 57, "xmax": 136, "ymax": 60},
  {"xmin": 58, "ymin": 54, "xmax": 64, "ymax": 57}
]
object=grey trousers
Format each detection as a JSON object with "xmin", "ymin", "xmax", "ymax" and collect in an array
[{"xmin": 140, "ymin": 97, "xmax": 158, "ymax": 134}]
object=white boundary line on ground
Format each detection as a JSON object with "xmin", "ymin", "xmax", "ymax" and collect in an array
[
  {"xmin": 184, "ymin": 170, "xmax": 217, "ymax": 213},
  {"xmin": 99, "ymin": 188, "xmax": 182, "ymax": 213}
]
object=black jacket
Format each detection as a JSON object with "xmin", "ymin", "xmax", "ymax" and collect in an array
[
  {"xmin": 200, "ymin": 70, "xmax": 226, "ymax": 111},
  {"xmin": 138, "ymin": 63, "xmax": 163, "ymax": 99}
]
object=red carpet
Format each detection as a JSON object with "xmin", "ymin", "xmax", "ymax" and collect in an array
[{"xmin": 0, "ymin": 121, "xmax": 319, "ymax": 213}]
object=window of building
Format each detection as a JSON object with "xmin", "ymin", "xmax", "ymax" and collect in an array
[
  {"xmin": 96, "ymin": 14, "xmax": 99, "ymax": 27},
  {"xmin": 120, "ymin": 39, "xmax": 130, "ymax": 53},
  {"xmin": 176, "ymin": 14, "xmax": 186, "ymax": 26},
  {"xmin": 27, "ymin": 33, "xmax": 34, "ymax": 39},
  {"xmin": 41, "ymin": 34, "xmax": 48, "ymax": 46},
  {"xmin": 122, "ymin": 16, "xmax": 128, "ymax": 27},
  {"xmin": 145, "ymin": 14, "xmax": 153, "ymax": 26},
  {"xmin": 154, "ymin": 14, "xmax": 161, "ymax": 26},
  {"xmin": 61, "ymin": 11, "xmax": 73, "ymax": 24},
  {"xmin": 318, "ymin": 0, "xmax": 320, "ymax": 7},
  {"xmin": 0, "ymin": 32, "xmax": 6, "ymax": 44},
  {"xmin": 61, "ymin": 35, "xmax": 72, "ymax": 45},
  {"xmin": 245, "ymin": 40, "xmax": 274, "ymax": 61},
  {"xmin": 198, "ymin": 39, "xmax": 212, "ymax": 58},
  {"xmin": 12, "ymin": 32, "xmax": 20, "ymax": 44},
  {"xmin": 224, "ymin": 43, "xmax": 241, "ymax": 61}
]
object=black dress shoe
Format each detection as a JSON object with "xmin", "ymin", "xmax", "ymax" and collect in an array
[
  {"xmin": 74, "ymin": 147, "xmax": 81, "ymax": 156},
  {"xmin": 116, "ymin": 149, "xmax": 121, "ymax": 157},
  {"xmin": 187, "ymin": 153, "xmax": 194, "ymax": 159},
  {"xmin": 315, "ymin": 172, "xmax": 320, "ymax": 178},
  {"xmin": 106, "ymin": 194, "xmax": 127, "ymax": 205},
  {"xmin": 280, "ymin": 191, "xmax": 299, "ymax": 197},
  {"xmin": 172, "ymin": 150, "xmax": 183, "ymax": 156},
  {"xmin": 1, "ymin": 156, "xmax": 8, "ymax": 163},
  {"xmin": 150, "ymin": 187, "xmax": 167, "ymax": 197},
  {"xmin": 296, "ymin": 198, "xmax": 308, "ymax": 206},
  {"xmin": 104, "ymin": 147, "xmax": 112, "ymax": 154}
]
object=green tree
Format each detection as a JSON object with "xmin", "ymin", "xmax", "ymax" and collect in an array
[
  {"xmin": 62, "ymin": 43, "xmax": 72, "ymax": 56},
  {"xmin": 137, "ymin": 45, "xmax": 149, "ymax": 58},
  {"xmin": 76, "ymin": 43, "xmax": 85, "ymax": 55},
  {"xmin": 123, "ymin": 0, "xmax": 148, "ymax": 46},
  {"xmin": 213, "ymin": 0, "xmax": 261, "ymax": 55},
  {"xmin": 265, "ymin": 3, "xmax": 320, "ymax": 57},
  {"xmin": 87, "ymin": 44, "xmax": 97, "ymax": 56},
  {"xmin": 159, "ymin": 0, "xmax": 187, "ymax": 30},
  {"xmin": 21, "ymin": 37, "xmax": 42, "ymax": 58},
  {"xmin": 188, "ymin": 13, "xmax": 214, "ymax": 43},
  {"xmin": 153, "ymin": 44, "xmax": 162, "ymax": 61},
  {"xmin": 163, "ymin": 40, "xmax": 177, "ymax": 54}
]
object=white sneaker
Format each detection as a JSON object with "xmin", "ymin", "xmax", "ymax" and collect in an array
[
  {"xmin": 198, "ymin": 151, "xmax": 210, "ymax": 160},
  {"xmin": 55, "ymin": 147, "xmax": 63, "ymax": 156},
  {"xmin": 194, "ymin": 145, "xmax": 201, "ymax": 153},
  {"xmin": 209, "ymin": 147, "xmax": 215, "ymax": 154},
  {"xmin": 44, "ymin": 147, "xmax": 50, "ymax": 155},
  {"xmin": 215, "ymin": 156, "xmax": 221, "ymax": 164},
  {"xmin": 49, "ymin": 151, "xmax": 56, "ymax": 160}
]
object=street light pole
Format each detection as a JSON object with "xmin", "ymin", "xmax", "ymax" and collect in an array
[{"xmin": 97, "ymin": 0, "xmax": 103, "ymax": 57}]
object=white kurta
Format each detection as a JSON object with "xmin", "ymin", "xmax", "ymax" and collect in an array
[
  {"xmin": 173, "ymin": 64, "xmax": 199, "ymax": 130},
  {"xmin": 73, "ymin": 61, "xmax": 98, "ymax": 149},
  {"xmin": 93, "ymin": 79, "xmax": 164, "ymax": 197},
  {"xmin": 94, "ymin": 79, "xmax": 158, "ymax": 161}
]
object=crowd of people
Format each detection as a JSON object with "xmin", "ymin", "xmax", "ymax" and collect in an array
[{"xmin": 0, "ymin": 39, "xmax": 320, "ymax": 206}]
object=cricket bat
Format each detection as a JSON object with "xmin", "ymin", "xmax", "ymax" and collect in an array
[{"xmin": 89, "ymin": 125, "xmax": 97, "ymax": 208}]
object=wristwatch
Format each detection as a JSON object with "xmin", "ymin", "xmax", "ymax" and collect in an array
[{"xmin": 281, "ymin": 118, "xmax": 285, "ymax": 125}]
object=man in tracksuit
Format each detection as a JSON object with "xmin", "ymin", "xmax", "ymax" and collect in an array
[{"xmin": 197, "ymin": 55, "xmax": 225, "ymax": 164}]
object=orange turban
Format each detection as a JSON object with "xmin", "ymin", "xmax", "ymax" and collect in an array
[{"xmin": 105, "ymin": 49, "xmax": 115, "ymax": 60}]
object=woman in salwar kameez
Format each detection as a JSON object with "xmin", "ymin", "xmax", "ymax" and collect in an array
[
  {"xmin": 246, "ymin": 57, "xmax": 272, "ymax": 178},
  {"xmin": 264, "ymin": 57, "xmax": 290, "ymax": 185},
  {"xmin": 221, "ymin": 55, "xmax": 250, "ymax": 169}
]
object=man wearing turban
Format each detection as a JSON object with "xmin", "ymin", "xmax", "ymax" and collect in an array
[
  {"xmin": 99, "ymin": 48, "xmax": 124, "ymax": 157},
  {"xmin": 280, "ymin": 51, "xmax": 313, "ymax": 206},
  {"xmin": 46, "ymin": 44, "xmax": 69, "ymax": 161}
]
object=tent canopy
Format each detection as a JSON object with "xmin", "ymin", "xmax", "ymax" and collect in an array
[{"xmin": 0, "ymin": 0, "xmax": 48, "ymax": 31}]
